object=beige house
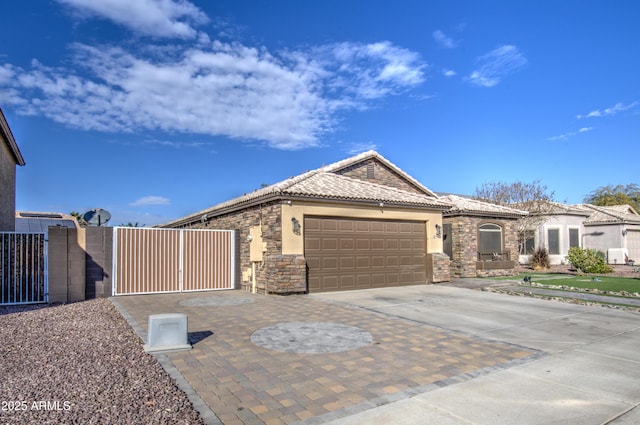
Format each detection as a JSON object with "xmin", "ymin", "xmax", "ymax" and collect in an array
[
  {"xmin": 162, "ymin": 151, "xmax": 452, "ymax": 293},
  {"xmin": 0, "ymin": 108, "xmax": 25, "ymax": 231}
]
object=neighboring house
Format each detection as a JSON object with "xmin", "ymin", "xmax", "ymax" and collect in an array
[
  {"xmin": 439, "ymin": 195, "xmax": 527, "ymax": 277},
  {"xmin": 581, "ymin": 204, "xmax": 640, "ymax": 264},
  {"xmin": 0, "ymin": 108, "xmax": 26, "ymax": 231},
  {"xmin": 161, "ymin": 151, "xmax": 452, "ymax": 294},
  {"xmin": 517, "ymin": 202, "xmax": 640, "ymax": 265},
  {"xmin": 518, "ymin": 201, "xmax": 590, "ymax": 266},
  {"xmin": 15, "ymin": 211, "xmax": 79, "ymax": 235}
]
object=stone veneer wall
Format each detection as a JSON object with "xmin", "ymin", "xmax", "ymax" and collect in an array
[
  {"xmin": 264, "ymin": 255, "xmax": 307, "ymax": 294},
  {"xmin": 185, "ymin": 202, "xmax": 306, "ymax": 294},
  {"xmin": 428, "ymin": 252, "xmax": 451, "ymax": 283},
  {"xmin": 444, "ymin": 215, "xmax": 519, "ymax": 278},
  {"xmin": 335, "ymin": 160, "xmax": 424, "ymax": 194}
]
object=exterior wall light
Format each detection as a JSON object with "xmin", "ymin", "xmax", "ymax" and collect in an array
[
  {"xmin": 292, "ymin": 217, "xmax": 301, "ymax": 235},
  {"xmin": 622, "ymin": 229, "xmax": 628, "ymax": 237},
  {"xmin": 435, "ymin": 224, "xmax": 442, "ymax": 238}
]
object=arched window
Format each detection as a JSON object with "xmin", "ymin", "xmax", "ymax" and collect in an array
[{"xmin": 479, "ymin": 223, "xmax": 503, "ymax": 254}]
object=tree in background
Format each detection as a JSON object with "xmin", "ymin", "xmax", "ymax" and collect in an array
[
  {"xmin": 70, "ymin": 211, "xmax": 87, "ymax": 227},
  {"xmin": 474, "ymin": 179, "xmax": 557, "ymax": 255},
  {"xmin": 119, "ymin": 222, "xmax": 146, "ymax": 227},
  {"xmin": 583, "ymin": 183, "xmax": 640, "ymax": 212}
]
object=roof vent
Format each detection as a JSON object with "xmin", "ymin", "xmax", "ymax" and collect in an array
[{"xmin": 366, "ymin": 163, "xmax": 375, "ymax": 179}]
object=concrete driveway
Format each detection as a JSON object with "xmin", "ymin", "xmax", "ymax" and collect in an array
[{"xmin": 310, "ymin": 283, "xmax": 640, "ymax": 424}]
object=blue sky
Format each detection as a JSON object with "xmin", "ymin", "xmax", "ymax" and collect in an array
[{"xmin": 1, "ymin": 0, "xmax": 638, "ymax": 226}]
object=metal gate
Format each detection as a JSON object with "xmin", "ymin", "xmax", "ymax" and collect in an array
[
  {"xmin": 112, "ymin": 227, "xmax": 235, "ymax": 295},
  {"xmin": 1, "ymin": 232, "xmax": 48, "ymax": 305}
]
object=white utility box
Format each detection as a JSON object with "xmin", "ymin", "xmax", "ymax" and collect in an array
[
  {"xmin": 607, "ymin": 248, "xmax": 628, "ymax": 265},
  {"xmin": 144, "ymin": 313, "xmax": 191, "ymax": 353}
]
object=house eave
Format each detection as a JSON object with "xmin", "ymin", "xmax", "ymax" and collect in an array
[
  {"xmin": 0, "ymin": 108, "xmax": 25, "ymax": 166},
  {"xmin": 161, "ymin": 192, "xmax": 450, "ymax": 228}
]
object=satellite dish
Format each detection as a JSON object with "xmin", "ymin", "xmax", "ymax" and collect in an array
[{"xmin": 83, "ymin": 208, "xmax": 111, "ymax": 226}]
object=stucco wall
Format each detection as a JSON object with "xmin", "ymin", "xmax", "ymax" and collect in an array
[
  {"xmin": 0, "ymin": 140, "xmax": 16, "ymax": 231},
  {"xmin": 536, "ymin": 214, "xmax": 586, "ymax": 265},
  {"xmin": 583, "ymin": 223, "xmax": 623, "ymax": 258}
]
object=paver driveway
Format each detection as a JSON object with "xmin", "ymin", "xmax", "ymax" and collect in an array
[
  {"xmin": 113, "ymin": 287, "xmax": 538, "ymax": 425},
  {"xmin": 113, "ymin": 282, "xmax": 640, "ymax": 424}
]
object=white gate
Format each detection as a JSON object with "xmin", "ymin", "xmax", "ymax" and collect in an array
[
  {"xmin": 112, "ymin": 227, "xmax": 235, "ymax": 295},
  {"xmin": 0, "ymin": 232, "xmax": 48, "ymax": 305}
]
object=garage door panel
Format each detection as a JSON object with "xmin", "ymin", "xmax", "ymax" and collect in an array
[
  {"xmin": 321, "ymin": 276, "xmax": 339, "ymax": 290},
  {"xmin": 371, "ymin": 239, "xmax": 385, "ymax": 250},
  {"xmin": 340, "ymin": 257, "xmax": 355, "ymax": 268},
  {"xmin": 305, "ymin": 238, "xmax": 321, "ymax": 251},
  {"xmin": 339, "ymin": 221, "xmax": 355, "ymax": 232},
  {"xmin": 305, "ymin": 217, "xmax": 427, "ymax": 292},
  {"xmin": 340, "ymin": 275, "xmax": 356, "ymax": 288},
  {"xmin": 371, "ymin": 256, "xmax": 385, "ymax": 268},
  {"xmin": 305, "ymin": 218, "xmax": 322, "ymax": 232},
  {"xmin": 340, "ymin": 238, "xmax": 355, "ymax": 250},
  {"xmin": 322, "ymin": 257, "xmax": 339, "ymax": 270},
  {"xmin": 371, "ymin": 274, "xmax": 386, "ymax": 286},
  {"xmin": 356, "ymin": 256, "xmax": 370, "ymax": 268},
  {"xmin": 356, "ymin": 239, "xmax": 370, "ymax": 250}
]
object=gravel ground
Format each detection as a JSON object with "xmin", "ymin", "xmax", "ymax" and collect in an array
[{"xmin": 0, "ymin": 299, "xmax": 204, "ymax": 425}]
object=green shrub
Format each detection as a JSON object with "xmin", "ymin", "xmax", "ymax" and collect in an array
[
  {"xmin": 566, "ymin": 247, "xmax": 613, "ymax": 274},
  {"xmin": 531, "ymin": 247, "xmax": 550, "ymax": 269}
]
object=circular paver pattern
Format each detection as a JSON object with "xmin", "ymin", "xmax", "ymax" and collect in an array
[
  {"xmin": 250, "ymin": 322, "xmax": 373, "ymax": 354},
  {"xmin": 178, "ymin": 297, "xmax": 254, "ymax": 307}
]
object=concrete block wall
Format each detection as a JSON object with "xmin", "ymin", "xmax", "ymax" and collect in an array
[
  {"xmin": 85, "ymin": 227, "xmax": 113, "ymax": 299},
  {"xmin": 47, "ymin": 227, "xmax": 86, "ymax": 303}
]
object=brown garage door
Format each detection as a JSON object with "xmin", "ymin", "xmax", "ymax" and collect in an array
[{"xmin": 305, "ymin": 217, "xmax": 427, "ymax": 292}]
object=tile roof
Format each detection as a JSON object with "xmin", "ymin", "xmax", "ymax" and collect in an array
[
  {"xmin": 582, "ymin": 204, "xmax": 640, "ymax": 225},
  {"xmin": 511, "ymin": 200, "xmax": 591, "ymax": 216},
  {"xmin": 162, "ymin": 151, "xmax": 448, "ymax": 227},
  {"xmin": 440, "ymin": 194, "xmax": 528, "ymax": 218},
  {"xmin": 286, "ymin": 172, "xmax": 450, "ymax": 207}
]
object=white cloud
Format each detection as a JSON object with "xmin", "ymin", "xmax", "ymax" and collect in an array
[
  {"xmin": 442, "ymin": 68, "xmax": 456, "ymax": 77},
  {"xmin": 547, "ymin": 126, "xmax": 593, "ymax": 141},
  {"xmin": 468, "ymin": 45, "xmax": 527, "ymax": 87},
  {"xmin": 432, "ymin": 30, "xmax": 458, "ymax": 49},
  {"xmin": 576, "ymin": 101, "xmax": 639, "ymax": 119},
  {"xmin": 130, "ymin": 195, "xmax": 171, "ymax": 206},
  {"xmin": 56, "ymin": 0, "xmax": 208, "ymax": 39},
  {"xmin": 346, "ymin": 142, "xmax": 380, "ymax": 155},
  {"xmin": 0, "ymin": 40, "xmax": 425, "ymax": 150}
]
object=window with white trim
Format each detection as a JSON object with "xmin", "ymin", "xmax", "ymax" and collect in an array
[
  {"xmin": 479, "ymin": 223, "xmax": 503, "ymax": 253},
  {"xmin": 547, "ymin": 228, "xmax": 560, "ymax": 255}
]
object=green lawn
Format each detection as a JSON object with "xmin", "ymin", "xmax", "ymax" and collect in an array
[{"xmin": 493, "ymin": 273, "xmax": 640, "ymax": 293}]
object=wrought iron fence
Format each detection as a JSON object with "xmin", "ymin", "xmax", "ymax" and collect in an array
[{"xmin": 1, "ymin": 232, "xmax": 47, "ymax": 304}]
